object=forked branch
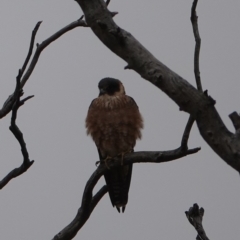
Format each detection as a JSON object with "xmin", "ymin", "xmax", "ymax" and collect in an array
[
  {"xmin": 0, "ymin": 22, "xmax": 41, "ymax": 119},
  {"xmin": 0, "ymin": 73, "xmax": 34, "ymax": 189},
  {"xmin": 182, "ymin": 0, "xmax": 203, "ymax": 150},
  {"xmin": 191, "ymin": 0, "xmax": 202, "ymax": 92},
  {"xmin": 0, "ymin": 19, "xmax": 87, "ymax": 120},
  {"xmin": 53, "ymin": 144, "xmax": 200, "ymax": 240}
]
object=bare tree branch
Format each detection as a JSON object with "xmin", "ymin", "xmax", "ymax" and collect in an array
[
  {"xmin": 53, "ymin": 185, "xmax": 108, "ymax": 240},
  {"xmin": 0, "ymin": 73, "xmax": 34, "ymax": 189},
  {"xmin": 191, "ymin": 0, "xmax": 202, "ymax": 92},
  {"xmin": 53, "ymin": 145, "xmax": 200, "ymax": 240},
  {"xmin": 0, "ymin": 18, "xmax": 87, "ymax": 120},
  {"xmin": 0, "ymin": 22, "xmax": 41, "ymax": 119},
  {"xmin": 21, "ymin": 21, "xmax": 42, "ymax": 78},
  {"xmin": 20, "ymin": 19, "xmax": 87, "ymax": 88},
  {"xmin": 90, "ymin": 185, "xmax": 108, "ymax": 210},
  {"xmin": 185, "ymin": 203, "xmax": 210, "ymax": 240},
  {"xmin": 181, "ymin": 116, "xmax": 195, "ymax": 150},
  {"xmin": 181, "ymin": 0, "xmax": 204, "ymax": 150},
  {"xmin": 74, "ymin": 0, "xmax": 240, "ymax": 173}
]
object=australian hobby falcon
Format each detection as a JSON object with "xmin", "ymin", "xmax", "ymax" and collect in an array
[{"xmin": 85, "ymin": 77, "xmax": 143, "ymax": 212}]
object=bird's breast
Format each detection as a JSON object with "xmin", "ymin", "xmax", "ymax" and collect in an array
[{"xmin": 86, "ymin": 95, "xmax": 143, "ymax": 157}]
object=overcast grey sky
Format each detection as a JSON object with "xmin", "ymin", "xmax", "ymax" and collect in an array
[{"xmin": 0, "ymin": 0, "xmax": 240, "ymax": 239}]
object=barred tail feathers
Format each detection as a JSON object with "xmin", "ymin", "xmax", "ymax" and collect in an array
[{"xmin": 104, "ymin": 164, "xmax": 133, "ymax": 213}]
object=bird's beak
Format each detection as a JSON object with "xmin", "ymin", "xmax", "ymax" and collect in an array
[{"xmin": 99, "ymin": 88, "xmax": 106, "ymax": 96}]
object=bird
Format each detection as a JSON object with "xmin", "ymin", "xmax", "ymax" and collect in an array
[{"xmin": 85, "ymin": 77, "xmax": 143, "ymax": 212}]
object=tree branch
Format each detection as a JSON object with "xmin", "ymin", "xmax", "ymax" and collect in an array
[
  {"xmin": 0, "ymin": 18, "xmax": 87, "ymax": 120},
  {"xmin": 185, "ymin": 203, "xmax": 210, "ymax": 240},
  {"xmin": 0, "ymin": 22, "xmax": 41, "ymax": 119},
  {"xmin": 74, "ymin": 0, "xmax": 240, "ymax": 173},
  {"xmin": 191, "ymin": 0, "xmax": 202, "ymax": 92},
  {"xmin": 0, "ymin": 74, "xmax": 34, "ymax": 190},
  {"xmin": 181, "ymin": 0, "xmax": 203, "ymax": 152},
  {"xmin": 20, "ymin": 19, "xmax": 87, "ymax": 89},
  {"xmin": 53, "ymin": 145, "xmax": 200, "ymax": 240},
  {"xmin": 181, "ymin": 115, "xmax": 195, "ymax": 150},
  {"xmin": 21, "ymin": 21, "xmax": 42, "ymax": 78}
]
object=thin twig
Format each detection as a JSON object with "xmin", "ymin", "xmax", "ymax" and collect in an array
[
  {"xmin": 191, "ymin": 0, "xmax": 202, "ymax": 92},
  {"xmin": 20, "ymin": 19, "xmax": 87, "ymax": 88},
  {"xmin": 181, "ymin": 0, "xmax": 204, "ymax": 149},
  {"xmin": 0, "ymin": 18, "xmax": 87, "ymax": 120},
  {"xmin": 181, "ymin": 115, "xmax": 195, "ymax": 150},
  {"xmin": 185, "ymin": 203, "xmax": 210, "ymax": 240},
  {"xmin": 0, "ymin": 74, "xmax": 34, "ymax": 189},
  {"xmin": 0, "ymin": 22, "xmax": 41, "ymax": 119},
  {"xmin": 21, "ymin": 21, "xmax": 42, "ymax": 78}
]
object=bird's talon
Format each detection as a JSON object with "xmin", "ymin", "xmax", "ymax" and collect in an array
[{"xmin": 95, "ymin": 160, "xmax": 101, "ymax": 166}]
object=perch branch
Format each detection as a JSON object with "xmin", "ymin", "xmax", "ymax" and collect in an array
[
  {"xmin": 185, "ymin": 203, "xmax": 210, "ymax": 240},
  {"xmin": 53, "ymin": 145, "xmax": 200, "ymax": 240},
  {"xmin": 0, "ymin": 73, "xmax": 34, "ymax": 190}
]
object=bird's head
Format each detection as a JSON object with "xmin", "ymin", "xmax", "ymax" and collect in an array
[{"xmin": 98, "ymin": 78, "xmax": 125, "ymax": 96}]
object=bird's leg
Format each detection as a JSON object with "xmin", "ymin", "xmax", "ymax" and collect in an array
[
  {"xmin": 118, "ymin": 149, "xmax": 133, "ymax": 165},
  {"xmin": 103, "ymin": 156, "xmax": 112, "ymax": 169},
  {"xmin": 95, "ymin": 156, "xmax": 112, "ymax": 169}
]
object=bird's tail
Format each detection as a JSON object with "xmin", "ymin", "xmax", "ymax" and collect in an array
[{"xmin": 104, "ymin": 164, "xmax": 133, "ymax": 213}]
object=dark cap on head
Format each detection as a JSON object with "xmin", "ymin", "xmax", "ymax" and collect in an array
[{"xmin": 98, "ymin": 77, "xmax": 121, "ymax": 96}]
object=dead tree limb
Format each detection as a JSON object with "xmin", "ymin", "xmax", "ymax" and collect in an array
[
  {"xmin": 0, "ymin": 73, "xmax": 34, "ymax": 189},
  {"xmin": 0, "ymin": 19, "xmax": 87, "ymax": 120},
  {"xmin": 74, "ymin": 0, "xmax": 240, "ymax": 173},
  {"xmin": 19, "ymin": 18, "xmax": 87, "ymax": 89},
  {"xmin": 0, "ymin": 22, "xmax": 41, "ymax": 119},
  {"xmin": 185, "ymin": 203, "xmax": 210, "ymax": 240},
  {"xmin": 191, "ymin": 0, "xmax": 202, "ymax": 92},
  {"xmin": 181, "ymin": 115, "xmax": 195, "ymax": 150},
  {"xmin": 53, "ymin": 144, "xmax": 200, "ymax": 240},
  {"xmin": 0, "ymin": 19, "xmax": 88, "ymax": 186},
  {"xmin": 182, "ymin": 0, "xmax": 203, "ymax": 152}
]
